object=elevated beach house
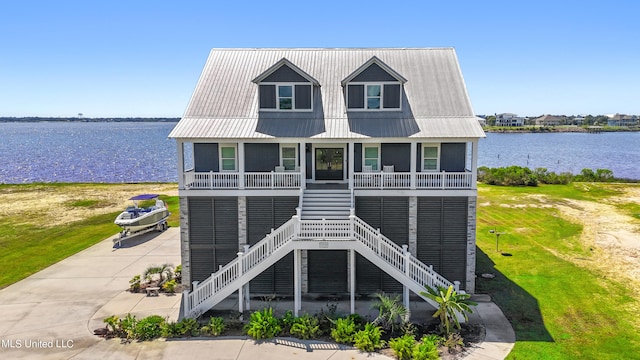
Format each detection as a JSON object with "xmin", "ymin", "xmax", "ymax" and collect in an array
[{"xmin": 169, "ymin": 48, "xmax": 485, "ymax": 318}]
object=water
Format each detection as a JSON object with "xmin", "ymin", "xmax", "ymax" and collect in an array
[
  {"xmin": 479, "ymin": 132, "xmax": 640, "ymax": 180},
  {"xmin": 0, "ymin": 122, "xmax": 177, "ymax": 183},
  {"xmin": 0, "ymin": 122, "xmax": 638, "ymax": 183}
]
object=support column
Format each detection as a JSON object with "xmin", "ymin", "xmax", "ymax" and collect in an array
[
  {"xmin": 300, "ymin": 142, "xmax": 306, "ymax": 189},
  {"xmin": 238, "ymin": 196, "xmax": 247, "ymax": 247},
  {"xmin": 350, "ymin": 249, "xmax": 356, "ymax": 314},
  {"xmin": 179, "ymin": 196, "xmax": 191, "ymax": 288},
  {"xmin": 471, "ymin": 141, "xmax": 478, "ymax": 188},
  {"xmin": 177, "ymin": 140, "xmax": 185, "ymax": 190},
  {"xmin": 402, "ymin": 245, "xmax": 410, "ymax": 311},
  {"xmin": 237, "ymin": 249, "xmax": 245, "ymax": 313},
  {"xmin": 294, "ymin": 249, "xmax": 301, "ymax": 316},
  {"xmin": 238, "ymin": 142, "xmax": 245, "ymax": 189},
  {"xmin": 348, "ymin": 142, "xmax": 355, "ymax": 190},
  {"xmin": 408, "ymin": 196, "xmax": 417, "ymax": 255},
  {"xmin": 410, "ymin": 142, "xmax": 417, "ymax": 189},
  {"xmin": 466, "ymin": 197, "xmax": 477, "ymax": 293}
]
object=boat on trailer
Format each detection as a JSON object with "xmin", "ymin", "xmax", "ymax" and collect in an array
[{"xmin": 114, "ymin": 194, "xmax": 171, "ymax": 246}]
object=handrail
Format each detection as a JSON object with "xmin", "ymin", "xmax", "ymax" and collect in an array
[{"xmin": 184, "ymin": 215, "xmax": 456, "ymax": 318}]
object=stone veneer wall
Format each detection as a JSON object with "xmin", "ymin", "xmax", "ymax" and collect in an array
[
  {"xmin": 179, "ymin": 196, "xmax": 191, "ymax": 289},
  {"xmin": 408, "ymin": 196, "xmax": 418, "ymax": 255},
  {"xmin": 238, "ymin": 196, "xmax": 247, "ymax": 247},
  {"xmin": 466, "ymin": 196, "xmax": 477, "ymax": 293}
]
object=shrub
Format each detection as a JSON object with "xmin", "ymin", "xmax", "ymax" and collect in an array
[
  {"xmin": 388, "ymin": 334, "xmax": 416, "ymax": 360},
  {"xmin": 161, "ymin": 318, "xmax": 200, "ymax": 338},
  {"xmin": 413, "ymin": 335, "xmax": 441, "ymax": 360},
  {"xmin": 315, "ymin": 302, "xmax": 341, "ymax": 335},
  {"xmin": 162, "ymin": 279, "xmax": 177, "ymax": 293},
  {"xmin": 330, "ymin": 317, "xmax": 358, "ymax": 344},
  {"xmin": 135, "ymin": 315, "xmax": 165, "ymax": 340},
  {"xmin": 442, "ymin": 332, "xmax": 464, "ymax": 353},
  {"xmin": 174, "ymin": 264, "xmax": 182, "ymax": 282},
  {"xmin": 371, "ymin": 292, "xmax": 410, "ymax": 335},
  {"xmin": 245, "ymin": 308, "xmax": 281, "ymax": 339},
  {"xmin": 420, "ymin": 285, "xmax": 476, "ymax": 335},
  {"xmin": 201, "ymin": 316, "xmax": 226, "ymax": 336},
  {"xmin": 353, "ymin": 323, "xmax": 384, "ymax": 352},
  {"xmin": 120, "ymin": 313, "xmax": 138, "ymax": 340},
  {"xmin": 129, "ymin": 275, "xmax": 141, "ymax": 292},
  {"xmin": 279, "ymin": 310, "xmax": 295, "ymax": 335},
  {"xmin": 104, "ymin": 315, "xmax": 121, "ymax": 337},
  {"xmin": 290, "ymin": 314, "xmax": 321, "ymax": 340}
]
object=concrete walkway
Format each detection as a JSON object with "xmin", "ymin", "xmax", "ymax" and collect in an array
[{"xmin": 0, "ymin": 228, "xmax": 514, "ymax": 359}]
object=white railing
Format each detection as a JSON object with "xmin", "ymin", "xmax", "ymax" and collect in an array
[
  {"xmin": 183, "ymin": 171, "xmax": 301, "ymax": 190},
  {"xmin": 184, "ymin": 171, "xmax": 239, "ymax": 189},
  {"xmin": 183, "ymin": 215, "xmax": 456, "ymax": 318},
  {"xmin": 353, "ymin": 171, "xmax": 472, "ymax": 189},
  {"xmin": 416, "ymin": 172, "xmax": 472, "ymax": 189}
]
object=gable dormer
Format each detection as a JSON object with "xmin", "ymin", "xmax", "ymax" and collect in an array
[
  {"xmin": 342, "ymin": 56, "xmax": 407, "ymax": 111},
  {"xmin": 253, "ymin": 58, "xmax": 318, "ymax": 112}
]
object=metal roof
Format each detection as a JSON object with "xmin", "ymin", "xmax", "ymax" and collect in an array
[{"xmin": 169, "ymin": 48, "xmax": 485, "ymax": 140}]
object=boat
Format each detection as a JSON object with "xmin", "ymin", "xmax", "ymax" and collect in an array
[{"xmin": 114, "ymin": 194, "xmax": 171, "ymax": 241}]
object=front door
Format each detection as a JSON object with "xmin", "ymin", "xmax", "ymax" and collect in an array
[{"xmin": 315, "ymin": 148, "xmax": 344, "ymax": 181}]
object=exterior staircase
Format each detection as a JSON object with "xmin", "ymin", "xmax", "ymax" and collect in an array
[
  {"xmin": 182, "ymin": 213, "xmax": 461, "ymax": 319},
  {"xmin": 300, "ymin": 189, "xmax": 351, "ymax": 220}
]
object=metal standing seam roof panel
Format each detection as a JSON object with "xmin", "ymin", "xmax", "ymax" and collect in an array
[{"xmin": 169, "ymin": 48, "xmax": 484, "ymax": 140}]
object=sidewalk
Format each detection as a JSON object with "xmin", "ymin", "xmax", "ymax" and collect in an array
[{"xmin": 0, "ymin": 228, "xmax": 514, "ymax": 359}]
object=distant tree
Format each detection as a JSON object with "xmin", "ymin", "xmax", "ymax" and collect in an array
[{"xmin": 486, "ymin": 115, "xmax": 496, "ymax": 126}]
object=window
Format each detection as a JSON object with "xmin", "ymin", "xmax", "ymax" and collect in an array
[
  {"xmin": 278, "ymin": 85, "xmax": 293, "ymax": 110},
  {"xmin": 219, "ymin": 145, "xmax": 237, "ymax": 171},
  {"xmin": 347, "ymin": 83, "xmax": 401, "ymax": 110},
  {"xmin": 422, "ymin": 145, "xmax": 439, "ymax": 171},
  {"xmin": 280, "ymin": 144, "xmax": 298, "ymax": 171},
  {"xmin": 259, "ymin": 83, "xmax": 312, "ymax": 111},
  {"xmin": 363, "ymin": 145, "xmax": 380, "ymax": 171}
]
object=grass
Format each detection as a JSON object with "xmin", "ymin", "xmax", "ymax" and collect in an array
[
  {"xmin": 476, "ymin": 183, "xmax": 640, "ymax": 359},
  {"xmin": 0, "ymin": 183, "xmax": 178, "ymax": 289}
]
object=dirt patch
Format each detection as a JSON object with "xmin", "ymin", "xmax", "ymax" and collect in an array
[
  {"xmin": 552, "ymin": 186, "xmax": 640, "ymax": 294},
  {"xmin": 0, "ymin": 184, "xmax": 178, "ymax": 227}
]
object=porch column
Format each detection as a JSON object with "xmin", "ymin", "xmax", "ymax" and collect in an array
[
  {"xmin": 177, "ymin": 140, "xmax": 185, "ymax": 190},
  {"xmin": 299, "ymin": 142, "xmax": 306, "ymax": 189},
  {"xmin": 348, "ymin": 142, "xmax": 355, "ymax": 190},
  {"xmin": 350, "ymin": 249, "xmax": 356, "ymax": 314},
  {"xmin": 410, "ymin": 142, "xmax": 417, "ymax": 189},
  {"xmin": 238, "ymin": 142, "xmax": 245, "ymax": 189},
  {"xmin": 471, "ymin": 141, "xmax": 478, "ymax": 189},
  {"xmin": 294, "ymin": 249, "xmax": 301, "ymax": 316}
]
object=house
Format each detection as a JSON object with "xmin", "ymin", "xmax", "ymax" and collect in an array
[
  {"xmin": 534, "ymin": 114, "xmax": 564, "ymax": 126},
  {"xmin": 607, "ymin": 114, "xmax": 638, "ymax": 127},
  {"xmin": 169, "ymin": 48, "xmax": 485, "ymax": 318},
  {"xmin": 495, "ymin": 113, "xmax": 524, "ymax": 127}
]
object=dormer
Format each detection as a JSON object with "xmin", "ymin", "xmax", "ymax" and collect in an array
[
  {"xmin": 253, "ymin": 58, "xmax": 319, "ymax": 112},
  {"xmin": 342, "ymin": 56, "xmax": 407, "ymax": 111}
]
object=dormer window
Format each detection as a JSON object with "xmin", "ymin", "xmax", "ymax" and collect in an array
[
  {"xmin": 343, "ymin": 56, "xmax": 407, "ymax": 112},
  {"xmin": 253, "ymin": 58, "xmax": 319, "ymax": 112}
]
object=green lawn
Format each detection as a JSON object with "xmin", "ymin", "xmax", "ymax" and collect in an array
[
  {"xmin": 0, "ymin": 183, "xmax": 179, "ymax": 289},
  {"xmin": 476, "ymin": 183, "xmax": 640, "ymax": 359}
]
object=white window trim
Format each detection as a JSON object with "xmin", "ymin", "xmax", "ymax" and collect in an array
[
  {"xmin": 421, "ymin": 143, "xmax": 440, "ymax": 172},
  {"xmin": 219, "ymin": 143, "xmax": 237, "ymax": 172},
  {"xmin": 362, "ymin": 144, "xmax": 380, "ymax": 171},
  {"xmin": 259, "ymin": 82, "xmax": 313, "ymax": 112},
  {"xmin": 346, "ymin": 81, "xmax": 402, "ymax": 111},
  {"xmin": 280, "ymin": 144, "xmax": 298, "ymax": 171}
]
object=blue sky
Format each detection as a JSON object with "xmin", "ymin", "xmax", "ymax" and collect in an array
[{"xmin": 1, "ymin": 0, "xmax": 638, "ymax": 118}]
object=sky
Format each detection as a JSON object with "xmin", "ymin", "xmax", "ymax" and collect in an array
[{"xmin": 1, "ymin": 0, "xmax": 638, "ymax": 118}]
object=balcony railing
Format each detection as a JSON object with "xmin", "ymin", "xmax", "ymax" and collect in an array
[
  {"xmin": 353, "ymin": 171, "xmax": 473, "ymax": 189},
  {"xmin": 184, "ymin": 171, "xmax": 302, "ymax": 190}
]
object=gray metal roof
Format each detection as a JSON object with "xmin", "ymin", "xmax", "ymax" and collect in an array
[{"xmin": 169, "ymin": 48, "xmax": 485, "ymax": 140}]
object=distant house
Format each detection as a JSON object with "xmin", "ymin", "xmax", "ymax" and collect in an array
[
  {"xmin": 607, "ymin": 114, "xmax": 638, "ymax": 127},
  {"xmin": 169, "ymin": 48, "xmax": 485, "ymax": 318},
  {"xmin": 495, "ymin": 113, "xmax": 524, "ymax": 127},
  {"xmin": 534, "ymin": 114, "xmax": 564, "ymax": 126}
]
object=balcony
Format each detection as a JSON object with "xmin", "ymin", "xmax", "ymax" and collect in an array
[{"xmin": 184, "ymin": 170, "xmax": 302, "ymax": 190}]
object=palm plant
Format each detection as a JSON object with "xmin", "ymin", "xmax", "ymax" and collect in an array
[
  {"xmin": 371, "ymin": 292, "xmax": 410, "ymax": 334},
  {"xmin": 143, "ymin": 263, "xmax": 174, "ymax": 285},
  {"xmin": 420, "ymin": 285, "xmax": 477, "ymax": 335}
]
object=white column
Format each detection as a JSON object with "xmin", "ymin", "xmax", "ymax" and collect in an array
[
  {"xmin": 294, "ymin": 249, "xmax": 301, "ymax": 316},
  {"xmin": 350, "ymin": 249, "xmax": 356, "ymax": 314},
  {"xmin": 348, "ymin": 142, "xmax": 355, "ymax": 189},
  {"xmin": 299, "ymin": 142, "xmax": 306, "ymax": 189},
  {"xmin": 177, "ymin": 140, "xmax": 185, "ymax": 190},
  {"xmin": 402, "ymin": 245, "xmax": 410, "ymax": 313},
  {"xmin": 238, "ymin": 142, "xmax": 245, "ymax": 189},
  {"xmin": 471, "ymin": 141, "xmax": 478, "ymax": 189},
  {"xmin": 410, "ymin": 142, "xmax": 417, "ymax": 189}
]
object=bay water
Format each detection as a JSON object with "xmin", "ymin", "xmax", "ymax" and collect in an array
[{"xmin": 0, "ymin": 122, "xmax": 638, "ymax": 183}]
